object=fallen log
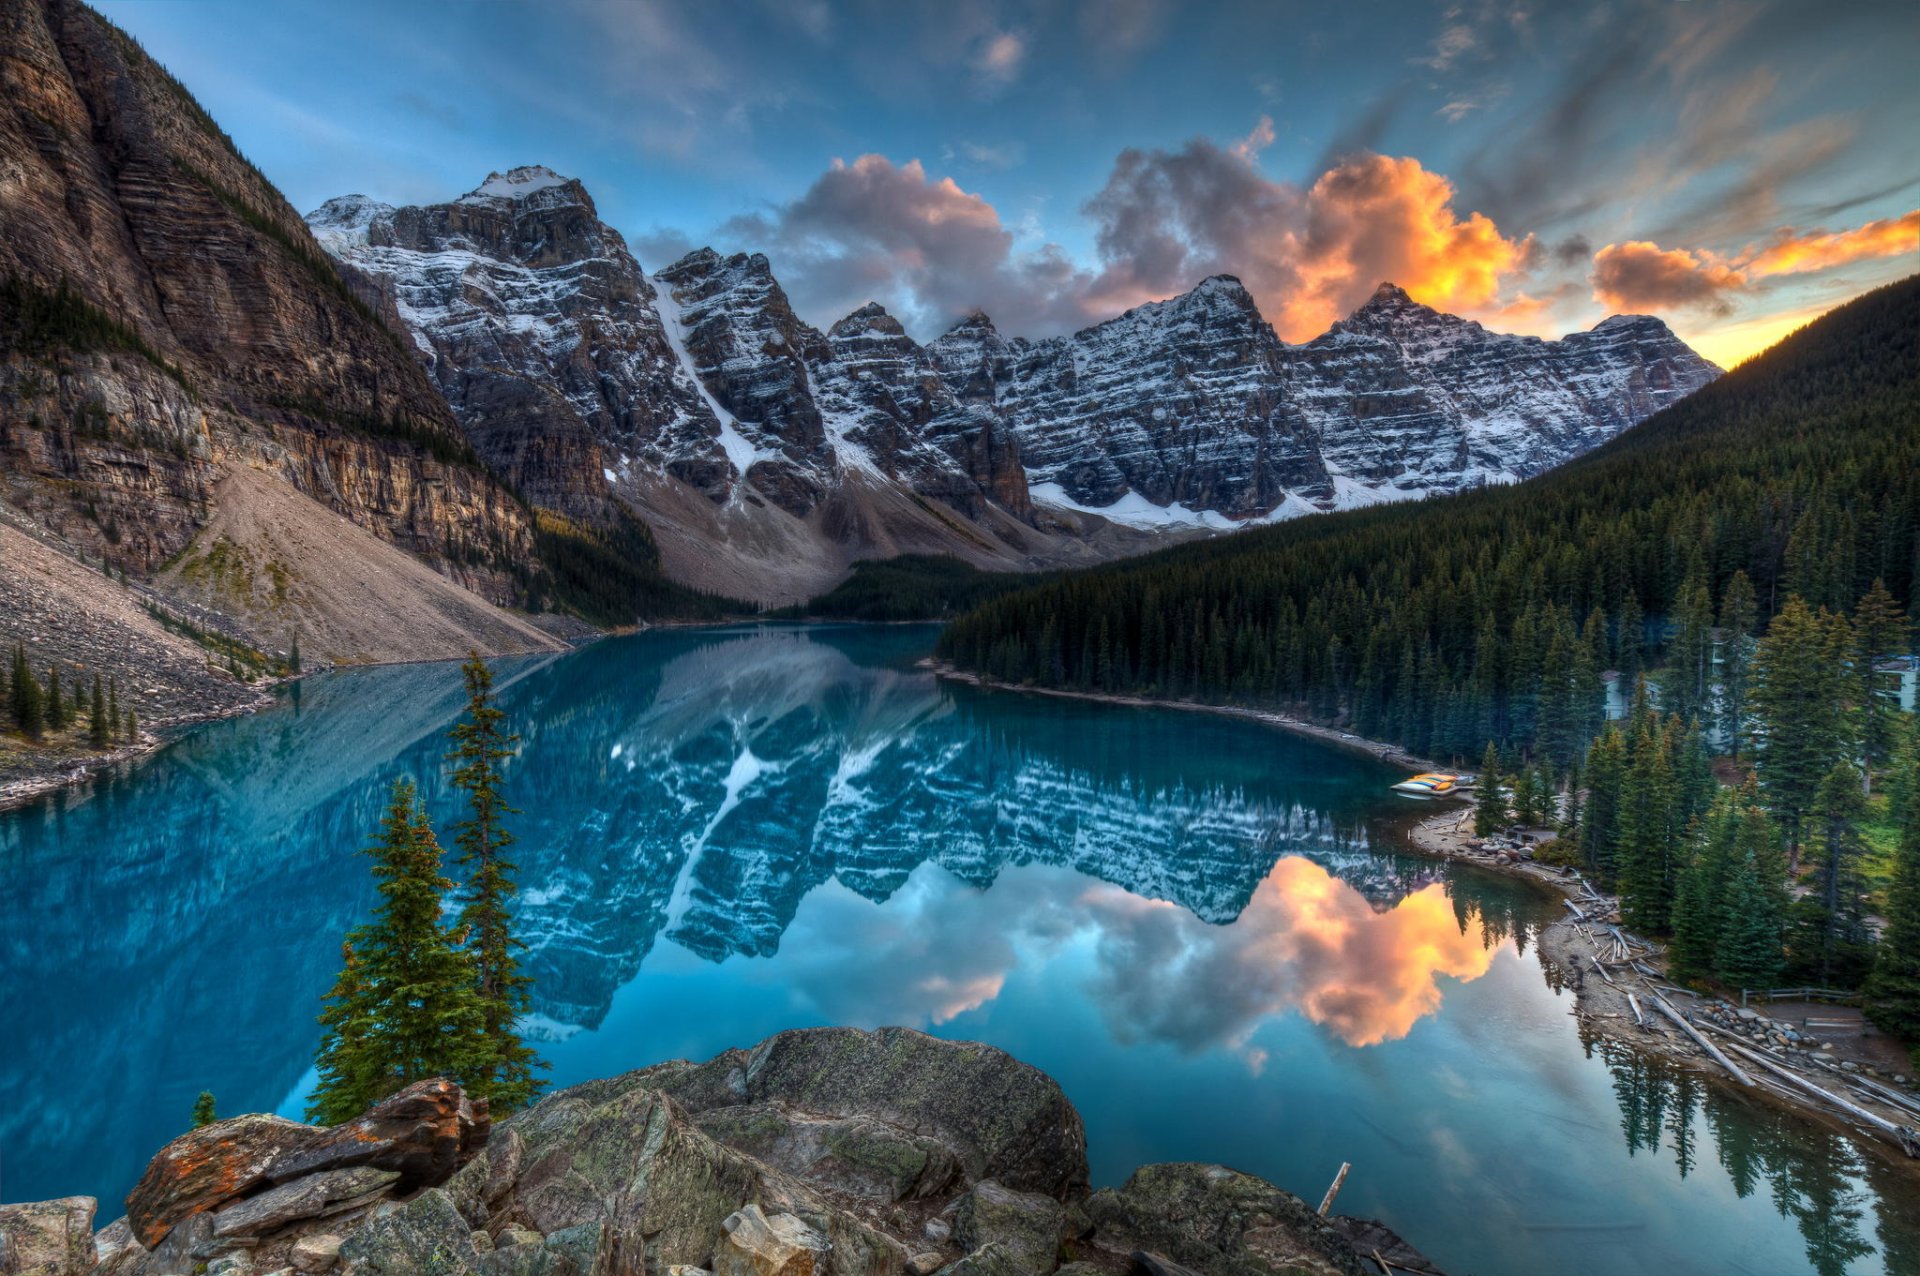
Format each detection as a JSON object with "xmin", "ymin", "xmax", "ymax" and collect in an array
[
  {"xmin": 1318, "ymin": 1161, "xmax": 1351, "ymax": 1216},
  {"xmin": 1716, "ymin": 1037, "xmax": 1920, "ymax": 1157},
  {"xmin": 1589, "ymin": 956, "xmax": 1615, "ymax": 985},
  {"xmin": 1648, "ymin": 991, "xmax": 1752, "ymax": 1086},
  {"xmin": 1626, "ymin": 992, "xmax": 1646, "ymax": 1028},
  {"xmin": 1564, "ymin": 900, "xmax": 1588, "ymax": 921}
]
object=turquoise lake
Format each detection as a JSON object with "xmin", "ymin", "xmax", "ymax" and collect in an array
[{"xmin": 2, "ymin": 624, "xmax": 1915, "ymax": 1275}]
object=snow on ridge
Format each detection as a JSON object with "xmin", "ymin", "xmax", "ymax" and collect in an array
[
  {"xmin": 653, "ymin": 283, "xmax": 781, "ymax": 478},
  {"xmin": 460, "ymin": 166, "xmax": 574, "ymax": 204}
]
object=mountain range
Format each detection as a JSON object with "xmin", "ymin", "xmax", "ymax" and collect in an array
[
  {"xmin": 1, "ymin": 0, "xmax": 1719, "ymax": 683},
  {"xmin": 310, "ymin": 165, "xmax": 1719, "ymax": 602}
]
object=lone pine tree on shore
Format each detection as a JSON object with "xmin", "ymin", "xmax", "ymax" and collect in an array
[
  {"xmin": 307, "ymin": 779, "xmax": 488, "ymax": 1124},
  {"xmin": 446, "ymin": 653, "xmax": 543, "ymax": 1114},
  {"xmin": 192, "ymin": 1091, "xmax": 217, "ymax": 1128}
]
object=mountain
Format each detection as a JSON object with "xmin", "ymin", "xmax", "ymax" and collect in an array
[
  {"xmin": 312, "ymin": 178, "xmax": 1135, "ymax": 604},
  {"xmin": 0, "ymin": 0, "xmax": 593, "ymax": 673},
  {"xmin": 939, "ymin": 275, "xmax": 1920, "ymax": 763},
  {"xmin": 928, "ymin": 278, "xmax": 1720, "ymax": 520},
  {"xmin": 311, "ymin": 169, "xmax": 1717, "ymax": 602}
]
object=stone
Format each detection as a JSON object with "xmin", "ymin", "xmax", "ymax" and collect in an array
[
  {"xmin": 908, "ymin": 1255, "xmax": 946, "ymax": 1276},
  {"xmin": 1130, "ymin": 1253, "xmax": 1205, "ymax": 1276},
  {"xmin": 695, "ymin": 1105, "xmax": 961, "ymax": 1201},
  {"xmin": 127, "ymin": 1081, "xmax": 488, "ymax": 1247},
  {"xmin": 923, "ymin": 1221, "xmax": 952, "ymax": 1245},
  {"xmin": 289, "ymin": 1233, "xmax": 344, "ymax": 1273},
  {"xmin": 475, "ymin": 1224, "xmax": 609, "ymax": 1276},
  {"xmin": 496, "ymin": 1230, "xmax": 544, "ymax": 1250},
  {"xmin": 206, "ymin": 1254, "xmax": 250, "ymax": 1276},
  {"xmin": 211, "ymin": 1169, "xmax": 401, "ymax": 1239},
  {"xmin": 1086, "ymin": 1164, "xmax": 1374, "ymax": 1276},
  {"xmin": 0, "ymin": 1197, "xmax": 97, "ymax": 1276},
  {"xmin": 473, "ymin": 1232, "xmax": 496, "ymax": 1253},
  {"xmin": 713, "ymin": 1207, "xmax": 829, "ymax": 1276},
  {"xmin": 93, "ymin": 1218, "xmax": 138, "ymax": 1271},
  {"xmin": 337, "ymin": 1190, "xmax": 480, "ymax": 1276},
  {"xmin": 931, "ymin": 1245, "xmax": 1026, "ymax": 1276},
  {"xmin": 953, "ymin": 1184, "xmax": 1064, "ymax": 1276},
  {"xmin": 645, "ymin": 1028, "xmax": 1089, "ymax": 1200}
]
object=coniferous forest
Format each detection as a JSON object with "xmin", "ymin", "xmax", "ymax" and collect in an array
[{"xmin": 942, "ymin": 274, "xmax": 1920, "ymax": 1006}]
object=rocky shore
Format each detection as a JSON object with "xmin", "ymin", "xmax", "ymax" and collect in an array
[
  {"xmin": 1398, "ymin": 805, "xmax": 1920, "ymax": 1173},
  {"xmin": 0, "ymin": 1029, "xmax": 1444, "ymax": 1276},
  {"xmin": 925, "ymin": 666, "xmax": 1447, "ymax": 774}
]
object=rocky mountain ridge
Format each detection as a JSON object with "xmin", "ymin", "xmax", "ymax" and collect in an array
[
  {"xmin": 311, "ymin": 168, "xmax": 1717, "ymax": 598},
  {"xmin": 0, "ymin": 0, "xmax": 570, "ymax": 672},
  {"xmin": 0, "ymin": 1028, "xmax": 1445, "ymax": 1276}
]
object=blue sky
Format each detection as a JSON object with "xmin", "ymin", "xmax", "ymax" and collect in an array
[{"xmin": 100, "ymin": 0, "xmax": 1919, "ymax": 363}]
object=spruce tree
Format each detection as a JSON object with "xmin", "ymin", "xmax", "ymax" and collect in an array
[
  {"xmin": 1671, "ymin": 795, "xmax": 1740, "ymax": 981},
  {"xmin": 45, "ymin": 665, "xmax": 66, "ymax": 732},
  {"xmin": 1750, "ymin": 597, "xmax": 1851, "ymax": 860},
  {"xmin": 445, "ymin": 654, "xmax": 543, "ymax": 1114},
  {"xmin": 1866, "ymin": 756, "xmax": 1920, "ymax": 1042},
  {"xmin": 125, "ymin": 707, "xmax": 138, "ymax": 743},
  {"xmin": 1510, "ymin": 764, "xmax": 1538, "ymax": 827},
  {"xmin": 191, "ymin": 1091, "xmax": 217, "ymax": 1128},
  {"xmin": 1581, "ymin": 727, "xmax": 1628, "ymax": 882},
  {"xmin": 1852, "ymin": 579, "xmax": 1908, "ymax": 785},
  {"xmin": 1717, "ymin": 572, "xmax": 1758, "ymax": 758},
  {"xmin": 307, "ymin": 779, "xmax": 488, "ymax": 1124},
  {"xmin": 290, "ymin": 632, "xmax": 302, "ymax": 675},
  {"xmin": 1717, "ymin": 845, "xmax": 1787, "ymax": 992},
  {"xmin": 1795, "ymin": 761, "xmax": 1874, "ymax": 985},
  {"xmin": 1659, "ymin": 572, "xmax": 1715, "ymax": 727},
  {"xmin": 88, "ymin": 675, "xmax": 110, "ymax": 748},
  {"xmin": 11, "ymin": 646, "xmax": 45, "ymax": 742},
  {"xmin": 1618, "ymin": 721, "xmax": 1679, "ymax": 933},
  {"xmin": 1474, "ymin": 743, "xmax": 1506, "ymax": 837}
]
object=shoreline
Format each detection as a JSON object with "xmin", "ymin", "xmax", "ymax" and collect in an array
[
  {"xmin": 1396, "ymin": 804, "xmax": 1920, "ymax": 1179},
  {"xmin": 929, "ymin": 662, "xmax": 1920, "ymax": 1177},
  {"xmin": 926, "ymin": 661, "xmax": 1452, "ymax": 773}
]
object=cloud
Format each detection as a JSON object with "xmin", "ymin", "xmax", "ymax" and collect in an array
[
  {"xmin": 957, "ymin": 140, "xmax": 1027, "ymax": 170},
  {"xmin": 1231, "ymin": 115, "xmax": 1276, "ymax": 163},
  {"xmin": 1589, "ymin": 241, "xmax": 1745, "ymax": 315},
  {"xmin": 718, "ymin": 154, "xmax": 1096, "ymax": 337},
  {"xmin": 1740, "ymin": 210, "xmax": 1920, "ymax": 278},
  {"xmin": 1083, "ymin": 144, "xmax": 1531, "ymax": 339},
  {"xmin": 971, "ymin": 30, "xmax": 1027, "ymax": 87},
  {"xmin": 1416, "ymin": 22, "xmax": 1478, "ymax": 72},
  {"xmin": 1588, "ymin": 209, "xmax": 1916, "ymax": 317},
  {"xmin": 1080, "ymin": 857, "xmax": 1499, "ymax": 1050}
]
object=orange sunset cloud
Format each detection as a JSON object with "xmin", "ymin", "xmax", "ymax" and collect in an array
[{"xmin": 1740, "ymin": 210, "xmax": 1920, "ymax": 278}]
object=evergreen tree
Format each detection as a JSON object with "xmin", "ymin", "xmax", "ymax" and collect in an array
[
  {"xmin": 45, "ymin": 665, "xmax": 66, "ymax": 732},
  {"xmin": 1717, "ymin": 838, "xmax": 1787, "ymax": 992},
  {"xmin": 88, "ymin": 675, "xmax": 110, "ymax": 749},
  {"xmin": 307, "ymin": 779, "xmax": 488, "ymax": 1124},
  {"xmin": 1510, "ymin": 764, "xmax": 1539, "ymax": 827},
  {"xmin": 445, "ymin": 655, "xmax": 543, "ymax": 1114},
  {"xmin": 290, "ymin": 632, "xmax": 303, "ymax": 675},
  {"xmin": 1581, "ymin": 727, "xmax": 1629, "ymax": 881},
  {"xmin": 1670, "ymin": 796, "xmax": 1740, "ymax": 981},
  {"xmin": 108, "ymin": 679, "xmax": 121, "ymax": 739},
  {"xmin": 1851, "ymin": 579, "xmax": 1909, "ymax": 785},
  {"xmin": 1750, "ymin": 597, "xmax": 1851, "ymax": 859},
  {"xmin": 1618, "ymin": 721, "xmax": 1679, "ymax": 933},
  {"xmin": 1795, "ymin": 761, "xmax": 1874, "ymax": 986},
  {"xmin": 1659, "ymin": 571, "xmax": 1715, "ymax": 728},
  {"xmin": 11, "ymin": 646, "xmax": 45, "ymax": 741},
  {"xmin": 1474, "ymin": 743, "xmax": 1506, "ymax": 836},
  {"xmin": 191, "ymin": 1091, "xmax": 217, "ymax": 1128},
  {"xmin": 1717, "ymin": 572, "xmax": 1759, "ymax": 758},
  {"xmin": 1616, "ymin": 594, "xmax": 1644, "ymax": 685},
  {"xmin": 125, "ymin": 707, "xmax": 138, "ymax": 743},
  {"xmin": 1866, "ymin": 756, "xmax": 1920, "ymax": 1042}
]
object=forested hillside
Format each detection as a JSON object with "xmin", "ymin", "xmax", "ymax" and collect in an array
[{"xmin": 941, "ymin": 275, "xmax": 1920, "ymax": 765}]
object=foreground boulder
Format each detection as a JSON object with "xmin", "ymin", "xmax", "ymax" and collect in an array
[
  {"xmin": 622, "ymin": 1029, "xmax": 1088, "ymax": 1201},
  {"xmin": 23, "ymin": 1028, "xmax": 1443, "ymax": 1276},
  {"xmin": 124, "ymin": 1080, "xmax": 489, "ymax": 1248}
]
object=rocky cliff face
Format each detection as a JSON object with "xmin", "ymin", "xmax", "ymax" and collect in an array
[
  {"xmin": 4, "ymin": 1029, "xmax": 1443, "ymax": 1276},
  {"xmin": 927, "ymin": 280, "xmax": 1721, "ymax": 521},
  {"xmin": 0, "ymin": 0, "xmax": 553, "ymax": 661},
  {"xmin": 312, "ymin": 170, "xmax": 1716, "ymax": 583}
]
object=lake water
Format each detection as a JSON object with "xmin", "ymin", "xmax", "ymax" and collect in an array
[{"xmin": 2, "ymin": 625, "xmax": 1915, "ymax": 1275}]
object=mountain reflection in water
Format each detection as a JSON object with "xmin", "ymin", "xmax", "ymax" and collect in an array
[{"xmin": 4, "ymin": 625, "xmax": 1916, "ymax": 1276}]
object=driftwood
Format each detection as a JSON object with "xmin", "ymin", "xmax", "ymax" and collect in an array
[
  {"xmin": 1715, "ymin": 1036, "xmax": 1920, "ymax": 1157},
  {"xmin": 1626, "ymin": 992, "xmax": 1646, "ymax": 1028},
  {"xmin": 1318, "ymin": 1161, "xmax": 1351, "ymax": 1216},
  {"xmin": 1588, "ymin": 955, "xmax": 1615, "ymax": 985},
  {"xmin": 1563, "ymin": 899, "xmax": 1588, "ymax": 921},
  {"xmin": 1648, "ymin": 991, "xmax": 1752, "ymax": 1086}
]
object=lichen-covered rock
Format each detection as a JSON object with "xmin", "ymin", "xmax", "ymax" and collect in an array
[
  {"xmin": 640, "ymin": 1028, "xmax": 1088, "ymax": 1201},
  {"xmin": 336, "ymin": 1190, "xmax": 478, "ymax": 1276},
  {"xmin": 1084, "ymin": 1166, "xmax": 1370, "ymax": 1276},
  {"xmin": 474, "ymin": 1223, "xmax": 609, "ymax": 1276},
  {"xmin": 711, "ymin": 1208, "xmax": 827, "ymax": 1276},
  {"xmin": 693, "ymin": 1105, "xmax": 960, "ymax": 1202},
  {"xmin": 289, "ymin": 1234, "xmax": 345, "ymax": 1274},
  {"xmin": 442, "ymin": 1083, "xmax": 906, "ymax": 1276},
  {"xmin": 929, "ymin": 1245, "xmax": 1025, "ymax": 1276},
  {"xmin": 952, "ymin": 1184, "xmax": 1063, "ymax": 1276},
  {"xmin": 125, "ymin": 1080, "xmax": 487, "ymax": 1247},
  {"xmin": 0, "ymin": 1196, "xmax": 96, "ymax": 1276},
  {"xmin": 211, "ymin": 1169, "xmax": 401, "ymax": 1240}
]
